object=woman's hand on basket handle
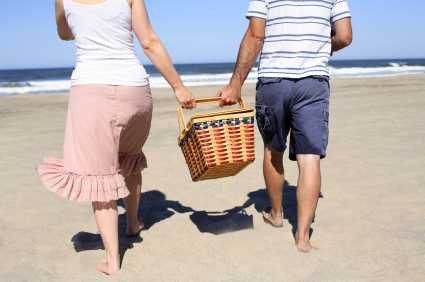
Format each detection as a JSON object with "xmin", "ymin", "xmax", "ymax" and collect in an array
[
  {"xmin": 174, "ymin": 85, "xmax": 196, "ymax": 110},
  {"xmin": 130, "ymin": 0, "xmax": 196, "ymax": 109}
]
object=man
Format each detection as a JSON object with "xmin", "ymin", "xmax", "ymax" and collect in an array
[{"xmin": 217, "ymin": 0, "xmax": 352, "ymax": 252}]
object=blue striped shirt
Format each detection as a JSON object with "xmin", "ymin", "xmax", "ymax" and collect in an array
[{"xmin": 247, "ymin": 0, "xmax": 351, "ymax": 78}]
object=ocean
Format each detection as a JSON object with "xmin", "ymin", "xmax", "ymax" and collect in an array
[{"xmin": 1, "ymin": 59, "xmax": 424, "ymax": 97}]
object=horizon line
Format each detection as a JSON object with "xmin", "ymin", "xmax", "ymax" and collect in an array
[{"xmin": 1, "ymin": 57, "xmax": 424, "ymax": 72}]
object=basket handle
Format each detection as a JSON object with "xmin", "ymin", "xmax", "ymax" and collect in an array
[
  {"xmin": 194, "ymin": 97, "xmax": 246, "ymax": 108},
  {"xmin": 178, "ymin": 97, "xmax": 246, "ymax": 139},
  {"xmin": 178, "ymin": 106, "xmax": 187, "ymax": 140}
]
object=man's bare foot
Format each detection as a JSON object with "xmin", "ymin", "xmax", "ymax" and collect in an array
[
  {"xmin": 126, "ymin": 218, "xmax": 144, "ymax": 236},
  {"xmin": 295, "ymin": 232, "xmax": 318, "ymax": 252},
  {"xmin": 97, "ymin": 261, "xmax": 120, "ymax": 275},
  {"xmin": 262, "ymin": 206, "xmax": 283, "ymax": 227}
]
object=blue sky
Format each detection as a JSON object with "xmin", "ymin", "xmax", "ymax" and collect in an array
[{"xmin": 0, "ymin": 0, "xmax": 424, "ymax": 70}]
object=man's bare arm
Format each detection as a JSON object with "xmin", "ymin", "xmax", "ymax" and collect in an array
[
  {"xmin": 216, "ymin": 17, "xmax": 266, "ymax": 107},
  {"xmin": 331, "ymin": 17, "xmax": 352, "ymax": 52},
  {"xmin": 55, "ymin": 0, "xmax": 74, "ymax": 41}
]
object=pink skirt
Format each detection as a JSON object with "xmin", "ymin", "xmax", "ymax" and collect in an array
[{"xmin": 37, "ymin": 84, "xmax": 153, "ymax": 202}]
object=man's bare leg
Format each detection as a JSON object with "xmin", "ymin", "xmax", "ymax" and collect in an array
[
  {"xmin": 262, "ymin": 145, "xmax": 285, "ymax": 226},
  {"xmin": 92, "ymin": 200, "xmax": 120, "ymax": 275},
  {"xmin": 123, "ymin": 173, "xmax": 144, "ymax": 236},
  {"xmin": 295, "ymin": 154, "xmax": 321, "ymax": 252}
]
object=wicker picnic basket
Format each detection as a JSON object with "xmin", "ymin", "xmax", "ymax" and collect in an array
[{"xmin": 178, "ymin": 97, "xmax": 255, "ymax": 182}]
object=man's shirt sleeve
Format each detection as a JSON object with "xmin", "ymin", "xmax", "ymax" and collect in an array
[
  {"xmin": 246, "ymin": 0, "xmax": 267, "ymax": 20},
  {"xmin": 331, "ymin": 0, "xmax": 351, "ymax": 22}
]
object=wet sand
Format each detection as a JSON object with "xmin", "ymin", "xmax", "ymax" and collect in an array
[{"xmin": 0, "ymin": 74, "xmax": 424, "ymax": 281}]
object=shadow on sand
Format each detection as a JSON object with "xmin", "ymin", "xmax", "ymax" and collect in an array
[
  {"xmin": 71, "ymin": 183, "xmax": 323, "ymax": 263},
  {"xmin": 220, "ymin": 180, "xmax": 323, "ymax": 238},
  {"xmin": 71, "ymin": 190, "xmax": 194, "ymax": 265}
]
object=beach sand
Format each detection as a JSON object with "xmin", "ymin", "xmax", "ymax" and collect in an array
[{"xmin": 0, "ymin": 74, "xmax": 424, "ymax": 281}]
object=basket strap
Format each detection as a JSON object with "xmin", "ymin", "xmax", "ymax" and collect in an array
[{"xmin": 178, "ymin": 97, "xmax": 246, "ymax": 140}]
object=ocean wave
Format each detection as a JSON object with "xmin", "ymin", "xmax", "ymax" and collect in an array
[
  {"xmin": 1, "ymin": 64, "xmax": 424, "ymax": 96},
  {"xmin": 0, "ymin": 82, "xmax": 32, "ymax": 88},
  {"xmin": 0, "ymin": 80, "xmax": 71, "ymax": 95},
  {"xmin": 329, "ymin": 64, "xmax": 425, "ymax": 78},
  {"xmin": 150, "ymin": 68, "xmax": 259, "ymax": 88}
]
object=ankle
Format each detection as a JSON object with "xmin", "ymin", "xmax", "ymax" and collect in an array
[
  {"xmin": 296, "ymin": 231, "xmax": 309, "ymax": 242},
  {"xmin": 127, "ymin": 218, "xmax": 138, "ymax": 229},
  {"xmin": 271, "ymin": 211, "xmax": 282, "ymax": 220},
  {"xmin": 106, "ymin": 253, "xmax": 120, "ymax": 265},
  {"xmin": 271, "ymin": 207, "xmax": 283, "ymax": 219}
]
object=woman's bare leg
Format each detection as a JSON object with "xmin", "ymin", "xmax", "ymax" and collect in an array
[
  {"xmin": 92, "ymin": 200, "xmax": 120, "ymax": 275},
  {"xmin": 123, "ymin": 173, "xmax": 144, "ymax": 236}
]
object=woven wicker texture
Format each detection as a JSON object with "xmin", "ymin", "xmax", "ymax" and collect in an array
[{"xmin": 178, "ymin": 98, "xmax": 255, "ymax": 182}]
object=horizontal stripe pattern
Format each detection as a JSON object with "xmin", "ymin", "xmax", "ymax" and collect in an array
[
  {"xmin": 269, "ymin": 0, "xmax": 333, "ymax": 5},
  {"xmin": 247, "ymin": 0, "xmax": 351, "ymax": 78}
]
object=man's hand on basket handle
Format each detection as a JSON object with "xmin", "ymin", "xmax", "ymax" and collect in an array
[
  {"xmin": 216, "ymin": 17, "xmax": 265, "ymax": 108},
  {"xmin": 175, "ymin": 85, "xmax": 197, "ymax": 110},
  {"xmin": 216, "ymin": 84, "xmax": 241, "ymax": 108}
]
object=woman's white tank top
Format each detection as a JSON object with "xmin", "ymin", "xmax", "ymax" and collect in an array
[{"xmin": 63, "ymin": 0, "xmax": 149, "ymax": 86}]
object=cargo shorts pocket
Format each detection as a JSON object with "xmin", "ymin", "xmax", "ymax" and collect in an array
[
  {"xmin": 322, "ymin": 102, "xmax": 329, "ymax": 149},
  {"xmin": 255, "ymin": 104, "xmax": 276, "ymax": 143}
]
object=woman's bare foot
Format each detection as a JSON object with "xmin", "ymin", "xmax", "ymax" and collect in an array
[
  {"xmin": 262, "ymin": 206, "xmax": 284, "ymax": 227},
  {"xmin": 295, "ymin": 232, "xmax": 318, "ymax": 252},
  {"xmin": 126, "ymin": 218, "xmax": 144, "ymax": 236},
  {"xmin": 97, "ymin": 258, "xmax": 120, "ymax": 275}
]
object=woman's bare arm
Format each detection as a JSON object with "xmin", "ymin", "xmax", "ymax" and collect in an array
[
  {"xmin": 130, "ymin": 0, "xmax": 196, "ymax": 109},
  {"xmin": 55, "ymin": 0, "xmax": 74, "ymax": 41}
]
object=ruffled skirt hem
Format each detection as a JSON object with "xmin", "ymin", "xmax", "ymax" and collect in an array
[
  {"xmin": 119, "ymin": 151, "xmax": 148, "ymax": 177},
  {"xmin": 36, "ymin": 157, "xmax": 129, "ymax": 202}
]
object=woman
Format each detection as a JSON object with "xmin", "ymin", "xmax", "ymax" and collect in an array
[{"xmin": 37, "ymin": 0, "xmax": 196, "ymax": 275}]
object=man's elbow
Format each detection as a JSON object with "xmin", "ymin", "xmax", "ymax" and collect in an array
[
  {"xmin": 247, "ymin": 17, "xmax": 266, "ymax": 45},
  {"xmin": 340, "ymin": 33, "xmax": 352, "ymax": 48},
  {"xmin": 253, "ymin": 34, "xmax": 265, "ymax": 44},
  {"xmin": 247, "ymin": 32, "xmax": 264, "ymax": 45},
  {"xmin": 335, "ymin": 34, "xmax": 353, "ymax": 49}
]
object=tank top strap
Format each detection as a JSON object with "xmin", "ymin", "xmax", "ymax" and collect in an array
[{"xmin": 121, "ymin": 0, "xmax": 131, "ymax": 9}]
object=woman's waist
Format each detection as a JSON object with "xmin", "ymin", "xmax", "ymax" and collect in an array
[
  {"xmin": 75, "ymin": 58, "xmax": 145, "ymax": 69},
  {"xmin": 73, "ymin": 60, "xmax": 148, "ymax": 80},
  {"xmin": 70, "ymin": 66, "xmax": 150, "ymax": 86},
  {"xmin": 76, "ymin": 48, "xmax": 139, "ymax": 61}
]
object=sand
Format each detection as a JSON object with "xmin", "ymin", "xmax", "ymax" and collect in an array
[{"xmin": 0, "ymin": 74, "xmax": 424, "ymax": 281}]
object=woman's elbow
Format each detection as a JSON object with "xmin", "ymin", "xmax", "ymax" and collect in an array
[
  {"xmin": 58, "ymin": 30, "xmax": 74, "ymax": 41},
  {"xmin": 141, "ymin": 38, "xmax": 160, "ymax": 53},
  {"xmin": 59, "ymin": 35, "xmax": 74, "ymax": 41}
]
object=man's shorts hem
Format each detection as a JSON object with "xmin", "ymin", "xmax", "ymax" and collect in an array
[
  {"xmin": 289, "ymin": 151, "xmax": 326, "ymax": 161},
  {"xmin": 261, "ymin": 139, "xmax": 286, "ymax": 153}
]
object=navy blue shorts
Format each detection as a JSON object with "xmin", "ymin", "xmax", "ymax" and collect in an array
[{"xmin": 255, "ymin": 76, "xmax": 330, "ymax": 161}]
